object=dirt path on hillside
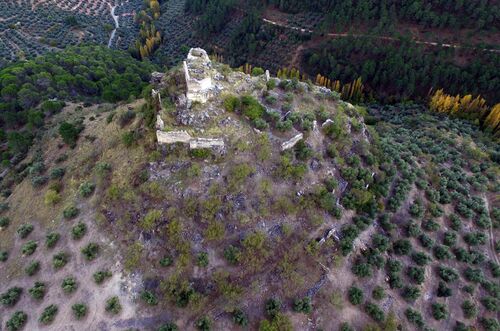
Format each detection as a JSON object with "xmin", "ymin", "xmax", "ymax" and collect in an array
[{"xmin": 262, "ymin": 17, "xmax": 500, "ymax": 54}]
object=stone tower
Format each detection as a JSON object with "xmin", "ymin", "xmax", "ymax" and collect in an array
[{"xmin": 183, "ymin": 48, "xmax": 214, "ymax": 104}]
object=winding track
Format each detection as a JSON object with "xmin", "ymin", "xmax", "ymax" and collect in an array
[{"xmin": 108, "ymin": 3, "xmax": 119, "ymax": 48}]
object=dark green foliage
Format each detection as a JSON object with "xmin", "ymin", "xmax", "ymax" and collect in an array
[
  {"xmin": 437, "ymin": 281, "xmax": 452, "ymax": 297},
  {"xmin": 293, "ymin": 297, "xmax": 312, "ymax": 313},
  {"xmin": 59, "ymin": 121, "xmax": 83, "ymax": 147},
  {"xmin": 443, "ymin": 231, "xmax": 457, "ymax": 246},
  {"xmin": 81, "ymin": 243, "xmax": 99, "ymax": 261},
  {"xmin": 432, "ymin": 302, "xmax": 448, "ymax": 320},
  {"xmin": 39, "ymin": 304, "xmax": 58, "ymax": 324},
  {"xmin": 0, "ymin": 216, "xmax": 10, "ymax": 228},
  {"xmin": 45, "ymin": 232, "xmax": 60, "ymax": 248},
  {"xmin": 17, "ymin": 223, "xmax": 33, "ymax": 238},
  {"xmin": 433, "ymin": 245, "xmax": 452, "ymax": 260},
  {"xmin": 25, "ymin": 261, "xmax": 40, "ymax": 276},
  {"xmin": 158, "ymin": 323, "xmax": 179, "ymax": 331},
  {"xmin": 464, "ymin": 232, "xmax": 487, "ymax": 246},
  {"xmin": 196, "ymin": 252, "xmax": 209, "ymax": 267},
  {"xmin": 78, "ymin": 182, "xmax": 95, "ymax": 197},
  {"xmin": 21, "ymin": 240, "xmax": 37, "ymax": 255},
  {"xmin": 461, "ymin": 300, "xmax": 477, "ymax": 319},
  {"xmin": 1, "ymin": 287, "xmax": 22, "ymax": 306},
  {"xmin": 63, "ymin": 205, "xmax": 79, "ymax": 219},
  {"xmin": 141, "ymin": 290, "xmax": 158, "ymax": 306},
  {"xmin": 480, "ymin": 317, "xmax": 500, "ymax": 331},
  {"xmin": 0, "ymin": 250, "xmax": 7, "ymax": 262},
  {"xmin": 411, "ymin": 251, "xmax": 430, "ymax": 266},
  {"xmin": 61, "ymin": 277, "xmax": 78, "ymax": 294},
  {"xmin": 196, "ymin": 315, "xmax": 212, "ymax": 331},
  {"xmin": 407, "ymin": 266, "xmax": 425, "ymax": 284},
  {"xmin": 265, "ymin": 298, "xmax": 282, "ymax": 318},
  {"xmin": 402, "ymin": 286, "xmax": 420, "ymax": 301},
  {"xmin": 339, "ymin": 322, "xmax": 354, "ymax": 331},
  {"xmin": 348, "ymin": 286, "xmax": 363, "ymax": 305},
  {"xmin": 93, "ymin": 270, "xmax": 112, "ymax": 284},
  {"xmin": 29, "ymin": 282, "xmax": 46, "ymax": 300},
  {"xmin": 422, "ymin": 219, "xmax": 440, "ymax": 232},
  {"xmin": 372, "ymin": 286, "xmax": 385, "ymax": 301},
  {"xmin": 489, "ymin": 261, "xmax": 500, "ymax": 278},
  {"xmin": 6, "ymin": 311, "xmax": 27, "ymax": 331},
  {"xmin": 481, "ymin": 296, "xmax": 499, "ymax": 312},
  {"xmin": 352, "ymin": 262, "xmax": 372, "ymax": 278},
  {"xmin": 405, "ymin": 308, "xmax": 424, "ymax": 328},
  {"xmin": 232, "ymin": 309, "xmax": 248, "ymax": 327},
  {"xmin": 223, "ymin": 245, "xmax": 242, "ymax": 264},
  {"xmin": 71, "ymin": 222, "xmax": 87, "ymax": 240},
  {"xmin": 419, "ymin": 233, "xmax": 434, "ymax": 249},
  {"xmin": 72, "ymin": 303, "xmax": 87, "ymax": 319},
  {"xmin": 364, "ymin": 302, "xmax": 385, "ymax": 322},
  {"xmin": 52, "ymin": 252, "xmax": 69, "ymax": 269},
  {"xmin": 393, "ymin": 239, "xmax": 411, "ymax": 255},
  {"xmin": 105, "ymin": 296, "xmax": 122, "ymax": 314},
  {"xmin": 464, "ymin": 267, "xmax": 484, "ymax": 283},
  {"xmin": 159, "ymin": 256, "xmax": 173, "ymax": 267},
  {"xmin": 438, "ymin": 266, "xmax": 459, "ymax": 282}
]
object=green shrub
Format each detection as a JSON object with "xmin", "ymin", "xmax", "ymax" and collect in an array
[
  {"xmin": 240, "ymin": 95, "xmax": 264, "ymax": 121},
  {"xmin": 393, "ymin": 239, "xmax": 411, "ymax": 255},
  {"xmin": 71, "ymin": 222, "xmax": 87, "ymax": 240},
  {"xmin": 364, "ymin": 302, "xmax": 385, "ymax": 322},
  {"xmin": 159, "ymin": 256, "xmax": 173, "ymax": 267},
  {"xmin": 157, "ymin": 322, "xmax": 178, "ymax": 331},
  {"xmin": 0, "ymin": 250, "xmax": 7, "ymax": 262},
  {"xmin": 45, "ymin": 232, "xmax": 60, "ymax": 248},
  {"xmin": 293, "ymin": 297, "xmax": 312, "ymax": 313},
  {"xmin": 118, "ymin": 109, "xmax": 136, "ymax": 127},
  {"xmin": 407, "ymin": 266, "xmax": 425, "ymax": 284},
  {"xmin": 196, "ymin": 315, "xmax": 212, "ymax": 331},
  {"xmin": 348, "ymin": 286, "xmax": 363, "ymax": 305},
  {"xmin": 105, "ymin": 296, "xmax": 122, "ymax": 314},
  {"xmin": 480, "ymin": 317, "xmax": 500, "ymax": 331},
  {"xmin": 17, "ymin": 223, "xmax": 33, "ymax": 238},
  {"xmin": 72, "ymin": 303, "xmax": 88, "ymax": 319},
  {"xmin": 190, "ymin": 148, "xmax": 211, "ymax": 159},
  {"xmin": 0, "ymin": 216, "xmax": 10, "ymax": 229},
  {"xmin": 81, "ymin": 243, "xmax": 99, "ymax": 260},
  {"xmin": 437, "ymin": 281, "xmax": 452, "ymax": 297},
  {"xmin": 411, "ymin": 251, "xmax": 430, "ymax": 266},
  {"xmin": 44, "ymin": 189, "xmax": 61, "ymax": 205},
  {"xmin": 59, "ymin": 121, "xmax": 80, "ymax": 147},
  {"xmin": 223, "ymin": 95, "xmax": 240, "ymax": 112},
  {"xmin": 122, "ymin": 131, "xmax": 135, "ymax": 147},
  {"xmin": 266, "ymin": 79, "xmax": 276, "ymax": 90},
  {"xmin": 141, "ymin": 290, "xmax": 158, "ymax": 306},
  {"xmin": 78, "ymin": 182, "xmax": 95, "ymax": 197},
  {"xmin": 25, "ymin": 260, "xmax": 40, "ymax": 276},
  {"xmin": 62, "ymin": 277, "xmax": 78, "ymax": 294},
  {"xmin": 52, "ymin": 252, "xmax": 69, "ymax": 269},
  {"xmin": 461, "ymin": 300, "xmax": 477, "ymax": 319},
  {"xmin": 265, "ymin": 298, "xmax": 282, "ymax": 318},
  {"xmin": 21, "ymin": 240, "xmax": 37, "ymax": 255},
  {"xmin": 232, "ymin": 309, "xmax": 248, "ymax": 327},
  {"xmin": 28, "ymin": 282, "xmax": 46, "ymax": 300},
  {"xmin": 372, "ymin": 286, "xmax": 385, "ymax": 300},
  {"xmin": 63, "ymin": 205, "xmax": 79, "ymax": 219},
  {"xmin": 405, "ymin": 308, "xmax": 424, "ymax": 328},
  {"xmin": 93, "ymin": 270, "xmax": 112, "ymax": 284},
  {"xmin": 481, "ymin": 296, "xmax": 499, "ymax": 312},
  {"xmin": 223, "ymin": 245, "xmax": 241, "ymax": 264},
  {"xmin": 196, "ymin": 252, "xmax": 209, "ymax": 267},
  {"xmin": 438, "ymin": 266, "xmax": 459, "ymax": 282},
  {"xmin": 251, "ymin": 67, "xmax": 264, "ymax": 76},
  {"xmin": 6, "ymin": 311, "xmax": 27, "ymax": 331},
  {"xmin": 140, "ymin": 209, "xmax": 162, "ymax": 231},
  {"xmin": 402, "ymin": 286, "xmax": 420, "ymax": 301},
  {"xmin": 39, "ymin": 304, "xmax": 58, "ymax": 324},
  {"xmin": 49, "ymin": 167, "xmax": 65, "ymax": 179},
  {"xmin": 431, "ymin": 303, "xmax": 448, "ymax": 320},
  {"xmin": 1, "ymin": 287, "xmax": 23, "ymax": 306}
]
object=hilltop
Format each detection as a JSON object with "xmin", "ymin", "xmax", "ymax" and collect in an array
[{"xmin": 0, "ymin": 47, "xmax": 499, "ymax": 331}]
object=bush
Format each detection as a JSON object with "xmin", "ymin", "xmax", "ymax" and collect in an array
[
  {"xmin": 0, "ymin": 250, "xmax": 7, "ymax": 262},
  {"xmin": 251, "ymin": 67, "xmax": 265, "ymax": 76},
  {"xmin": 348, "ymin": 286, "xmax": 363, "ymax": 305},
  {"xmin": 45, "ymin": 232, "xmax": 60, "ymax": 248},
  {"xmin": 405, "ymin": 308, "xmax": 424, "ymax": 328},
  {"xmin": 52, "ymin": 252, "xmax": 69, "ymax": 269},
  {"xmin": 461, "ymin": 300, "xmax": 477, "ymax": 319},
  {"xmin": 49, "ymin": 167, "xmax": 65, "ymax": 179},
  {"xmin": 1, "ymin": 287, "xmax": 23, "ymax": 306},
  {"xmin": 118, "ymin": 109, "xmax": 136, "ymax": 127},
  {"xmin": 78, "ymin": 182, "xmax": 95, "ymax": 197},
  {"xmin": 265, "ymin": 298, "xmax": 282, "ymax": 318},
  {"xmin": 44, "ymin": 189, "xmax": 61, "ymax": 205},
  {"xmin": 196, "ymin": 315, "xmax": 212, "ymax": 331},
  {"xmin": 433, "ymin": 245, "xmax": 452, "ymax": 260},
  {"xmin": 293, "ymin": 297, "xmax": 312, "ymax": 313},
  {"xmin": 196, "ymin": 252, "xmax": 209, "ymax": 267},
  {"xmin": 407, "ymin": 266, "xmax": 425, "ymax": 284},
  {"xmin": 6, "ymin": 311, "xmax": 27, "ymax": 331},
  {"xmin": 105, "ymin": 296, "xmax": 122, "ymax": 314},
  {"xmin": 93, "ymin": 270, "xmax": 112, "ymax": 284},
  {"xmin": 411, "ymin": 251, "xmax": 430, "ymax": 266},
  {"xmin": 223, "ymin": 95, "xmax": 240, "ymax": 112},
  {"xmin": 59, "ymin": 122, "xmax": 80, "ymax": 147},
  {"xmin": 141, "ymin": 290, "xmax": 158, "ymax": 306},
  {"xmin": 240, "ymin": 95, "xmax": 265, "ymax": 121},
  {"xmin": 393, "ymin": 239, "xmax": 411, "ymax": 255},
  {"xmin": 62, "ymin": 277, "xmax": 78, "ymax": 294},
  {"xmin": 81, "ymin": 243, "xmax": 99, "ymax": 261},
  {"xmin": 352, "ymin": 262, "xmax": 372, "ymax": 277},
  {"xmin": 71, "ymin": 222, "xmax": 87, "ymax": 240},
  {"xmin": 437, "ymin": 281, "xmax": 452, "ymax": 297},
  {"xmin": 39, "ymin": 304, "xmax": 58, "ymax": 324},
  {"xmin": 159, "ymin": 256, "xmax": 173, "ymax": 267},
  {"xmin": 480, "ymin": 317, "xmax": 500, "ymax": 331},
  {"xmin": 481, "ymin": 296, "xmax": 499, "ymax": 312},
  {"xmin": 431, "ymin": 303, "xmax": 448, "ymax": 320},
  {"xmin": 157, "ymin": 323, "xmax": 178, "ymax": 331},
  {"xmin": 224, "ymin": 245, "xmax": 241, "ymax": 264},
  {"xmin": 21, "ymin": 240, "xmax": 37, "ymax": 255},
  {"xmin": 464, "ymin": 267, "xmax": 484, "ymax": 283},
  {"xmin": 0, "ymin": 216, "xmax": 10, "ymax": 229},
  {"xmin": 29, "ymin": 282, "xmax": 46, "ymax": 300},
  {"xmin": 17, "ymin": 223, "xmax": 33, "ymax": 238},
  {"xmin": 402, "ymin": 286, "xmax": 420, "ymax": 301},
  {"xmin": 25, "ymin": 260, "xmax": 40, "ymax": 276},
  {"xmin": 438, "ymin": 266, "xmax": 458, "ymax": 282},
  {"xmin": 140, "ymin": 209, "xmax": 162, "ymax": 231},
  {"xmin": 63, "ymin": 205, "xmax": 79, "ymax": 219},
  {"xmin": 372, "ymin": 286, "xmax": 385, "ymax": 300},
  {"xmin": 72, "ymin": 303, "xmax": 88, "ymax": 319},
  {"xmin": 232, "ymin": 309, "xmax": 248, "ymax": 327},
  {"xmin": 364, "ymin": 302, "xmax": 385, "ymax": 322}
]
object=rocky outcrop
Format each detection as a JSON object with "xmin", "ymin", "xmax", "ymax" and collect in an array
[
  {"xmin": 281, "ymin": 133, "xmax": 303, "ymax": 151},
  {"xmin": 189, "ymin": 138, "xmax": 224, "ymax": 149},
  {"xmin": 156, "ymin": 130, "xmax": 192, "ymax": 144}
]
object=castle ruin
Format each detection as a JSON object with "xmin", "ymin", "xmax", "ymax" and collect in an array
[{"xmin": 183, "ymin": 48, "xmax": 214, "ymax": 104}]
